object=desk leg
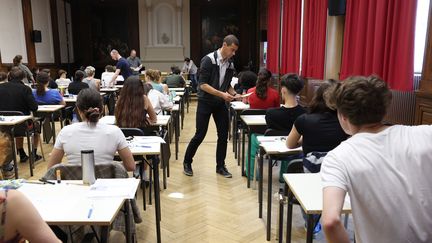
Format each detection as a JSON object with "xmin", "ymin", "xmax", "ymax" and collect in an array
[
  {"xmin": 51, "ymin": 113, "xmax": 56, "ymax": 144},
  {"xmin": 153, "ymin": 157, "xmax": 162, "ymax": 243},
  {"xmin": 59, "ymin": 110, "xmax": 64, "ymax": 129},
  {"xmin": 278, "ymin": 192, "xmax": 284, "ymax": 243},
  {"xmin": 181, "ymin": 99, "xmax": 184, "ymax": 130},
  {"xmin": 175, "ymin": 111, "xmax": 179, "ymax": 160},
  {"xmin": 247, "ymin": 131, "xmax": 252, "ymax": 188},
  {"xmin": 26, "ymin": 130, "xmax": 33, "ymax": 177},
  {"xmin": 124, "ymin": 200, "xmax": 132, "ymax": 243},
  {"xmin": 286, "ymin": 184, "xmax": 293, "ymax": 243},
  {"xmin": 259, "ymin": 148, "xmax": 264, "ymax": 218},
  {"xmin": 100, "ymin": 226, "xmax": 109, "ymax": 243},
  {"xmin": 10, "ymin": 127, "xmax": 19, "ymax": 179},
  {"xmin": 266, "ymin": 157, "xmax": 273, "ymax": 241},
  {"xmin": 306, "ymin": 215, "xmax": 314, "ymax": 243},
  {"xmin": 241, "ymin": 128, "xmax": 246, "ymax": 176}
]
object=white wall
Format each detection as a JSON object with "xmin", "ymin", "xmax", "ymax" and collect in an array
[
  {"xmin": 139, "ymin": 0, "xmax": 190, "ymax": 71},
  {"xmin": 31, "ymin": 0, "xmax": 55, "ymax": 63},
  {"xmin": 57, "ymin": 0, "xmax": 74, "ymax": 63},
  {"xmin": 0, "ymin": 0, "xmax": 28, "ymax": 64}
]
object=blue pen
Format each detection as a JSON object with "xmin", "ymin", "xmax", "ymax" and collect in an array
[{"xmin": 87, "ymin": 205, "xmax": 94, "ymax": 219}]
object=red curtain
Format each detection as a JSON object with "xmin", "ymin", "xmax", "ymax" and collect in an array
[
  {"xmin": 340, "ymin": 0, "xmax": 417, "ymax": 91},
  {"xmin": 301, "ymin": 0, "xmax": 328, "ymax": 79},
  {"xmin": 266, "ymin": 0, "xmax": 281, "ymax": 73},
  {"xmin": 281, "ymin": 0, "xmax": 302, "ymax": 74}
]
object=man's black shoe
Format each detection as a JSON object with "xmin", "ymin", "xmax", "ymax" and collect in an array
[
  {"xmin": 20, "ymin": 154, "xmax": 29, "ymax": 163},
  {"xmin": 183, "ymin": 163, "xmax": 193, "ymax": 176},
  {"xmin": 216, "ymin": 166, "xmax": 232, "ymax": 178}
]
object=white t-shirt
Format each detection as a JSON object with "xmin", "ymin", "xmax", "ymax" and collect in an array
[
  {"xmin": 147, "ymin": 89, "xmax": 173, "ymax": 114},
  {"xmin": 55, "ymin": 78, "xmax": 71, "ymax": 87},
  {"xmin": 54, "ymin": 122, "xmax": 128, "ymax": 164},
  {"xmin": 101, "ymin": 72, "xmax": 124, "ymax": 87},
  {"xmin": 321, "ymin": 125, "xmax": 432, "ymax": 243}
]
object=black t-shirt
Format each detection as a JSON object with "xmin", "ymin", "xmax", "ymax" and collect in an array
[
  {"xmin": 0, "ymin": 82, "xmax": 38, "ymax": 115},
  {"xmin": 294, "ymin": 111, "xmax": 349, "ymax": 155},
  {"xmin": 68, "ymin": 81, "xmax": 89, "ymax": 95},
  {"xmin": 48, "ymin": 79, "xmax": 58, "ymax": 89},
  {"xmin": 265, "ymin": 105, "xmax": 306, "ymax": 133},
  {"xmin": 116, "ymin": 57, "xmax": 132, "ymax": 81}
]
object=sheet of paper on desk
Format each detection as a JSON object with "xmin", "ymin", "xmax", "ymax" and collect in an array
[
  {"xmin": 88, "ymin": 178, "xmax": 137, "ymax": 199},
  {"xmin": 261, "ymin": 142, "xmax": 301, "ymax": 153},
  {"xmin": 257, "ymin": 136, "xmax": 285, "ymax": 142},
  {"xmin": 134, "ymin": 136, "xmax": 166, "ymax": 144},
  {"xmin": 230, "ymin": 77, "xmax": 238, "ymax": 87}
]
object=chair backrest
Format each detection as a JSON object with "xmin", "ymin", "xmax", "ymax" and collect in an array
[
  {"xmin": 286, "ymin": 159, "xmax": 304, "ymax": 173},
  {"xmin": 264, "ymin": 128, "xmax": 289, "ymax": 136},
  {"xmin": 43, "ymin": 162, "xmax": 129, "ymax": 180},
  {"xmin": 240, "ymin": 109, "xmax": 267, "ymax": 116},
  {"xmin": 0, "ymin": 111, "xmax": 25, "ymax": 116},
  {"xmin": 120, "ymin": 128, "xmax": 145, "ymax": 137}
]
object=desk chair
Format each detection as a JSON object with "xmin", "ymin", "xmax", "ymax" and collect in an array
[
  {"xmin": 44, "ymin": 162, "xmax": 142, "ymax": 243},
  {"xmin": 120, "ymin": 128, "xmax": 151, "ymax": 210}
]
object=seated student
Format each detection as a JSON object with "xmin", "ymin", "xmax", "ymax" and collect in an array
[
  {"xmin": 54, "ymin": 69, "xmax": 71, "ymax": 87},
  {"xmin": 0, "ymin": 132, "xmax": 61, "ymax": 243},
  {"xmin": 101, "ymin": 65, "xmax": 123, "ymax": 87},
  {"xmin": 67, "ymin": 70, "xmax": 89, "ymax": 95},
  {"xmin": 145, "ymin": 83, "xmax": 173, "ymax": 115},
  {"xmin": 115, "ymin": 76, "xmax": 157, "ymax": 128},
  {"xmin": 321, "ymin": 76, "xmax": 432, "ymax": 243},
  {"xmin": 286, "ymin": 79, "xmax": 348, "ymax": 234},
  {"xmin": 41, "ymin": 69, "xmax": 58, "ymax": 90},
  {"xmin": 83, "ymin": 66, "xmax": 101, "ymax": 91},
  {"xmin": 246, "ymin": 68, "xmax": 280, "ymax": 109},
  {"xmin": 32, "ymin": 72, "xmax": 66, "ymax": 105},
  {"xmin": 234, "ymin": 70, "xmax": 257, "ymax": 95},
  {"xmin": 0, "ymin": 69, "xmax": 41, "ymax": 166},
  {"xmin": 145, "ymin": 69, "xmax": 168, "ymax": 94},
  {"xmin": 48, "ymin": 88, "xmax": 135, "ymax": 171},
  {"xmin": 163, "ymin": 66, "xmax": 185, "ymax": 88},
  {"xmin": 245, "ymin": 74, "xmax": 306, "ymax": 179}
]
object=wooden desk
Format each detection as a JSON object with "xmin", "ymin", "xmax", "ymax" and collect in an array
[
  {"xmin": 230, "ymin": 102, "xmax": 250, "ymax": 163},
  {"xmin": 171, "ymin": 104, "xmax": 180, "ymax": 160},
  {"xmin": 125, "ymin": 136, "xmax": 163, "ymax": 243},
  {"xmin": 257, "ymin": 136, "xmax": 302, "ymax": 241},
  {"xmin": 281, "ymin": 173, "xmax": 351, "ymax": 243},
  {"xmin": 37, "ymin": 105, "xmax": 65, "ymax": 144},
  {"xmin": 0, "ymin": 115, "xmax": 34, "ymax": 178},
  {"xmin": 240, "ymin": 115, "xmax": 267, "ymax": 188},
  {"xmin": 100, "ymin": 87, "xmax": 119, "ymax": 92},
  {"xmin": 19, "ymin": 178, "xmax": 140, "ymax": 243}
]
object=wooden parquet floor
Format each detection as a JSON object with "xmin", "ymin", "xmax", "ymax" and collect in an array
[{"xmin": 21, "ymin": 100, "xmax": 344, "ymax": 243}]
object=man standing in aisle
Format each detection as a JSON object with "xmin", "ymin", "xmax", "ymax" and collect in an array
[
  {"xmin": 182, "ymin": 57, "xmax": 198, "ymax": 92},
  {"xmin": 127, "ymin": 49, "xmax": 143, "ymax": 75},
  {"xmin": 183, "ymin": 35, "xmax": 240, "ymax": 178},
  {"xmin": 109, "ymin": 49, "xmax": 132, "ymax": 86}
]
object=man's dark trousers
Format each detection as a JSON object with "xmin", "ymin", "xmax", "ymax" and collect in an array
[{"xmin": 184, "ymin": 99, "xmax": 229, "ymax": 167}]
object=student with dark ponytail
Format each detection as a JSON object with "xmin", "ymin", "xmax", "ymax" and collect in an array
[
  {"xmin": 246, "ymin": 68, "xmax": 279, "ymax": 109},
  {"xmin": 47, "ymin": 88, "xmax": 135, "ymax": 171},
  {"xmin": 32, "ymin": 72, "xmax": 65, "ymax": 105}
]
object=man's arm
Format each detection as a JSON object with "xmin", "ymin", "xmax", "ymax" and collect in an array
[
  {"xmin": 109, "ymin": 69, "xmax": 121, "ymax": 86},
  {"xmin": 25, "ymin": 86, "xmax": 38, "ymax": 112},
  {"xmin": 322, "ymin": 187, "xmax": 350, "ymax": 243},
  {"xmin": 200, "ymin": 83, "xmax": 234, "ymax": 102},
  {"xmin": 198, "ymin": 57, "xmax": 234, "ymax": 102}
]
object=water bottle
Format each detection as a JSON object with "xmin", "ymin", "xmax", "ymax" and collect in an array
[{"xmin": 81, "ymin": 150, "xmax": 96, "ymax": 185}]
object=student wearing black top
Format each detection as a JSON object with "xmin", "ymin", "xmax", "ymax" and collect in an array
[
  {"xmin": 245, "ymin": 74, "xmax": 306, "ymax": 179},
  {"xmin": 41, "ymin": 69, "xmax": 58, "ymax": 89},
  {"xmin": 183, "ymin": 35, "xmax": 241, "ymax": 178},
  {"xmin": 68, "ymin": 70, "xmax": 89, "ymax": 95},
  {"xmin": 286, "ymin": 79, "xmax": 348, "ymax": 234},
  {"xmin": 0, "ymin": 70, "xmax": 41, "ymax": 175},
  {"xmin": 109, "ymin": 49, "xmax": 132, "ymax": 85}
]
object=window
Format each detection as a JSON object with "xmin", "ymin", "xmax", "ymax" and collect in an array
[{"xmin": 414, "ymin": 0, "xmax": 430, "ymax": 73}]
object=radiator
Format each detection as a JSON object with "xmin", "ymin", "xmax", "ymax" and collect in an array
[{"xmin": 382, "ymin": 74, "xmax": 419, "ymax": 125}]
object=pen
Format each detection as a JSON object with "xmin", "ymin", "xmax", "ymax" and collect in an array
[
  {"xmin": 39, "ymin": 178, "xmax": 55, "ymax": 185},
  {"xmin": 87, "ymin": 205, "xmax": 94, "ymax": 218}
]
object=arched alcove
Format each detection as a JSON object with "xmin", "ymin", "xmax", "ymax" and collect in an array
[{"xmin": 153, "ymin": 3, "xmax": 175, "ymax": 46}]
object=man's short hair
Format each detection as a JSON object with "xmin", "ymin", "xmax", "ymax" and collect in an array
[
  {"xmin": 110, "ymin": 49, "xmax": 119, "ymax": 55},
  {"xmin": 105, "ymin": 65, "xmax": 116, "ymax": 72},
  {"xmin": 223, "ymin": 34, "xmax": 239, "ymax": 47},
  {"xmin": 9, "ymin": 66, "xmax": 25, "ymax": 80},
  {"xmin": 85, "ymin": 66, "xmax": 96, "ymax": 77},
  {"xmin": 171, "ymin": 66, "xmax": 181, "ymax": 75},
  {"xmin": 58, "ymin": 69, "xmax": 67, "ymax": 77},
  {"xmin": 184, "ymin": 57, "xmax": 190, "ymax": 62},
  {"xmin": 330, "ymin": 75, "xmax": 392, "ymax": 126}
]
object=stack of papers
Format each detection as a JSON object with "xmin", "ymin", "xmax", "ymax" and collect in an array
[{"xmin": 88, "ymin": 178, "xmax": 138, "ymax": 199}]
